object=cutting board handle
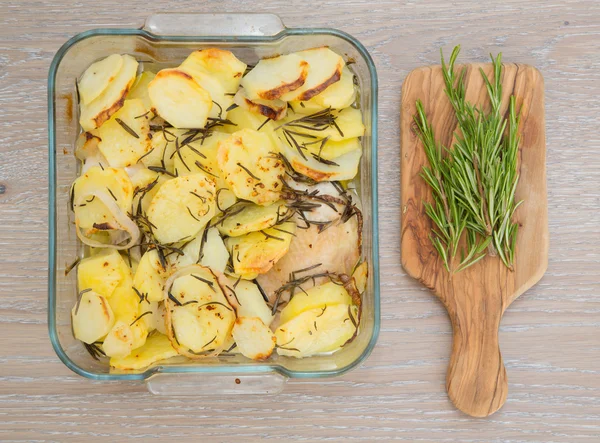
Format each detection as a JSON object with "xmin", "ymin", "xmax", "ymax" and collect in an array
[{"xmin": 446, "ymin": 297, "xmax": 508, "ymax": 417}]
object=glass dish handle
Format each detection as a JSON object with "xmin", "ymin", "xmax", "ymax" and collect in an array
[
  {"xmin": 143, "ymin": 13, "xmax": 286, "ymax": 37},
  {"xmin": 146, "ymin": 372, "xmax": 288, "ymax": 395}
]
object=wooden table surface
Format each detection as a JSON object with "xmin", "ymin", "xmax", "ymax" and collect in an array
[{"xmin": 1, "ymin": 0, "xmax": 599, "ymax": 441}]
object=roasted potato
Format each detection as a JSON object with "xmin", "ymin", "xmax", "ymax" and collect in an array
[
  {"xmin": 290, "ymin": 65, "xmax": 356, "ymax": 112},
  {"xmin": 133, "ymin": 249, "xmax": 170, "ymax": 303},
  {"xmin": 216, "ymin": 129, "xmax": 285, "ymax": 205},
  {"xmin": 179, "ymin": 48, "xmax": 246, "ymax": 94},
  {"xmin": 80, "ymin": 54, "xmax": 139, "ymax": 131},
  {"xmin": 148, "ymin": 68, "xmax": 212, "ymax": 129},
  {"xmin": 225, "ymin": 222, "xmax": 296, "ymax": 279},
  {"xmin": 233, "ymin": 88, "xmax": 287, "ymax": 121},
  {"xmin": 77, "ymin": 249, "xmax": 131, "ymax": 299},
  {"xmin": 216, "ymin": 201, "xmax": 287, "ymax": 237},
  {"xmin": 72, "ymin": 290, "xmax": 115, "ymax": 344},
  {"xmin": 280, "ymin": 47, "xmax": 344, "ymax": 102},
  {"xmin": 229, "ymin": 279, "xmax": 274, "ymax": 326},
  {"xmin": 78, "ymin": 54, "xmax": 124, "ymax": 105},
  {"xmin": 94, "ymin": 99, "xmax": 151, "ymax": 168},
  {"xmin": 232, "ymin": 317, "xmax": 276, "ymax": 360},
  {"xmin": 110, "ymin": 332, "xmax": 178, "ymax": 370},
  {"xmin": 127, "ymin": 71, "xmax": 156, "ymax": 110},
  {"xmin": 147, "ymin": 174, "xmax": 216, "ymax": 243},
  {"xmin": 241, "ymin": 53, "xmax": 308, "ymax": 100}
]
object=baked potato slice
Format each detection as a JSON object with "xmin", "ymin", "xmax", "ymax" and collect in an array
[
  {"xmin": 72, "ymin": 290, "xmax": 115, "ymax": 344},
  {"xmin": 280, "ymin": 107, "xmax": 365, "ymax": 142},
  {"xmin": 275, "ymin": 303, "xmax": 358, "ymax": 358},
  {"xmin": 221, "ymin": 106, "xmax": 278, "ymax": 134},
  {"xmin": 80, "ymin": 54, "xmax": 139, "ymax": 131},
  {"xmin": 171, "ymin": 227, "xmax": 230, "ymax": 274},
  {"xmin": 228, "ymin": 279, "xmax": 274, "ymax": 326},
  {"xmin": 232, "ymin": 317, "xmax": 276, "ymax": 360},
  {"xmin": 290, "ymin": 66, "xmax": 356, "ymax": 112},
  {"xmin": 110, "ymin": 332, "xmax": 178, "ymax": 370},
  {"xmin": 278, "ymin": 281, "xmax": 354, "ymax": 325},
  {"xmin": 225, "ymin": 221, "xmax": 296, "ymax": 279},
  {"xmin": 233, "ymin": 88, "xmax": 287, "ymax": 121},
  {"xmin": 71, "ymin": 166, "xmax": 133, "ymax": 232},
  {"xmin": 241, "ymin": 53, "xmax": 308, "ymax": 100},
  {"xmin": 77, "ymin": 249, "xmax": 131, "ymax": 299},
  {"xmin": 216, "ymin": 201, "xmax": 287, "ymax": 237},
  {"xmin": 303, "ymin": 137, "xmax": 361, "ymax": 161},
  {"xmin": 127, "ymin": 71, "xmax": 156, "ymax": 110},
  {"xmin": 142, "ymin": 127, "xmax": 189, "ymax": 173},
  {"xmin": 216, "ymin": 129, "xmax": 285, "ymax": 205},
  {"xmin": 133, "ymin": 249, "xmax": 170, "ymax": 303},
  {"xmin": 147, "ymin": 174, "xmax": 216, "ymax": 243},
  {"xmin": 78, "ymin": 54, "xmax": 124, "ymax": 105},
  {"xmin": 95, "ymin": 99, "xmax": 151, "ymax": 168},
  {"xmin": 279, "ymin": 133, "xmax": 362, "ymax": 182},
  {"xmin": 148, "ymin": 68, "xmax": 212, "ymax": 129},
  {"xmin": 280, "ymin": 47, "xmax": 344, "ymax": 102},
  {"xmin": 179, "ymin": 48, "xmax": 246, "ymax": 94}
]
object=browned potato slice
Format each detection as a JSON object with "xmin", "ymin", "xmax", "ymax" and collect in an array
[
  {"xmin": 216, "ymin": 129, "xmax": 285, "ymax": 205},
  {"xmin": 241, "ymin": 53, "xmax": 308, "ymax": 100},
  {"xmin": 216, "ymin": 201, "xmax": 287, "ymax": 237},
  {"xmin": 280, "ymin": 47, "xmax": 344, "ymax": 102},
  {"xmin": 80, "ymin": 54, "xmax": 139, "ymax": 131},
  {"xmin": 225, "ymin": 222, "xmax": 296, "ymax": 278},
  {"xmin": 232, "ymin": 317, "xmax": 276, "ymax": 360},
  {"xmin": 179, "ymin": 48, "xmax": 246, "ymax": 93},
  {"xmin": 148, "ymin": 69, "xmax": 212, "ymax": 129},
  {"xmin": 127, "ymin": 71, "xmax": 156, "ymax": 109},
  {"xmin": 233, "ymin": 88, "xmax": 287, "ymax": 121},
  {"xmin": 77, "ymin": 249, "xmax": 131, "ymax": 299},
  {"xmin": 110, "ymin": 332, "xmax": 178, "ymax": 370}
]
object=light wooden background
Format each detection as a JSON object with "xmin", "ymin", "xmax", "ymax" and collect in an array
[{"xmin": 1, "ymin": 0, "xmax": 599, "ymax": 441}]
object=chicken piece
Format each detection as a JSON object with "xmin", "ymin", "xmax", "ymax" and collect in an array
[{"xmin": 256, "ymin": 194, "xmax": 361, "ymax": 304}]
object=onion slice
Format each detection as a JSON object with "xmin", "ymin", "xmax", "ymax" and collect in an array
[{"xmin": 74, "ymin": 191, "xmax": 140, "ymax": 250}]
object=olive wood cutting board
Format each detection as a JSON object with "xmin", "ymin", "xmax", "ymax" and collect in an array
[{"xmin": 400, "ymin": 62, "xmax": 548, "ymax": 417}]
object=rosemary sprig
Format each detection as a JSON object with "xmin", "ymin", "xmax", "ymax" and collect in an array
[{"xmin": 414, "ymin": 45, "xmax": 521, "ymax": 274}]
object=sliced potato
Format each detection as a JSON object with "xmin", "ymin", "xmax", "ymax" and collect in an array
[
  {"xmin": 148, "ymin": 68, "xmax": 212, "ymax": 129},
  {"xmin": 275, "ymin": 303, "xmax": 358, "ymax": 357},
  {"xmin": 200, "ymin": 228, "xmax": 229, "ymax": 273},
  {"xmin": 102, "ymin": 320, "xmax": 135, "ymax": 358},
  {"xmin": 216, "ymin": 129, "xmax": 285, "ymax": 205},
  {"xmin": 133, "ymin": 249, "xmax": 170, "ymax": 303},
  {"xmin": 352, "ymin": 261, "xmax": 368, "ymax": 294},
  {"xmin": 171, "ymin": 131, "xmax": 229, "ymax": 182},
  {"xmin": 80, "ymin": 54, "xmax": 139, "ymax": 131},
  {"xmin": 78, "ymin": 249, "xmax": 131, "ymax": 299},
  {"xmin": 72, "ymin": 291, "xmax": 115, "ymax": 344},
  {"xmin": 166, "ymin": 266, "xmax": 235, "ymax": 354},
  {"xmin": 179, "ymin": 49, "xmax": 246, "ymax": 94},
  {"xmin": 147, "ymin": 174, "xmax": 216, "ymax": 243},
  {"xmin": 312, "ymin": 65, "xmax": 356, "ymax": 109},
  {"xmin": 303, "ymin": 137, "xmax": 361, "ymax": 161},
  {"xmin": 280, "ymin": 107, "xmax": 364, "ymax": 142},
  {"xmin": 232, "ymin": 317, "xmax": 276, "ymax": 360},
  {"xmin": 279, "ymin": 133, "xmax": 362, "ymax": 182},
  {"xmin": 279, "ymin": 281, "xmax": 353, "ymax": 325},
  {"xmin": 128, "ymin": 167, "xmax": 166, "ymax": 215},
  {"xmin": 72, "ymin": 166, "xmax": 133, "ymax": 231},
  {"xmin": 75, "ymin": 132, "xmax": 102, "ymax": 162},
  {"xmin": 95, "ymin": 99, "xmax": 151, "ymax": 168},
  {"xmin": 290, "ymin": 66, "xmax": 356, "ymax": 112},
  {"xmin": 233, "ymin": 88, "xmax": 287, "ymax": 121},
  {"xmin": 127, "ymin": 71, "xmax": 156, "ymax": 109},
  {"xmin": 241, "ymin": 53, "xmax": 308, "ymax": 100},
  {"xmin": 221, "ymin": 106, "xmax": 278, "ymax": 134},
  {"xmin": 216, "ymin": 201, "xmax": 287, "ymax": 237},
  {"xmin": 178, "ymin": 63, "xmax": 233, "ymax": 120},
  {"xmin": 109, "ymin": 284, "xmax": 139, "ymax": 324},
  {"xmin": 142, "ymin": 127, "xmax": 188, "ymax": 173},
  {"xmin": 110, "ymin": 332, "xmax": 178, "ymax": 370},
  {"xmin": 225, "ymin": 222, "xmax": 296, "ymax": 278},
  {"xmin": 78, "ymin": 54, "xmax": 124, "ymax": 105},
  {"xmin": 280, "ymin": 47, "xmax": 344, "ymax": 102},
  {"xmin": 230, "ymin": 279, "xmax": 274, "ymax": 326}
]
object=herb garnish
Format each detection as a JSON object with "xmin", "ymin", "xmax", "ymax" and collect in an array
[{"xmin": 115, "ymin": 118, "xmax": 139, "ymax": 138}]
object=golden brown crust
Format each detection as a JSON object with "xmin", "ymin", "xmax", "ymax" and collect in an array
[
  {"xmin": 242, "ymin": 97, "xmax": 286, "ymax": 120},
  {"xmin": 92, "ymin": 90, "xmax": 127, "ymax": 129},
  {"xmin": 297, "ymin": 61, "xmax": 343, "ymax": 101},
  {"xmin": 259, "ymin": 61, "xmax": 309, "ymax": 100},
  {"xmin": 290, "ymin": 159, "xmax": 336, "ymax": 182}
]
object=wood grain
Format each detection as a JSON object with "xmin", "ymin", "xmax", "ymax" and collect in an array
[
  {"xmin": 401, "ymin": 63, "xmax": 548, "ymax": 417},
  {"xmin": 0, "ymin": 0, "xmax": 599, "ymax": 441}
]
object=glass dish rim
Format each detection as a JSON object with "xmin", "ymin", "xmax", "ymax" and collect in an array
[{"xmin": 48, "ymin": 25, "xmax": 380, "ymax": 381}]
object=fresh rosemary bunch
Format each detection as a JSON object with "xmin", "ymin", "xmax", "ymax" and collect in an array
[{"xmin": 414, "ymin": 45, "xmax": 522, "ymax": 274}]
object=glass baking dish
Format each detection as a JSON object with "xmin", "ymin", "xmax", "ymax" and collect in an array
[{"xmin": 48, "ymin": 13, "xmax": 379, "ymax": 393}]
